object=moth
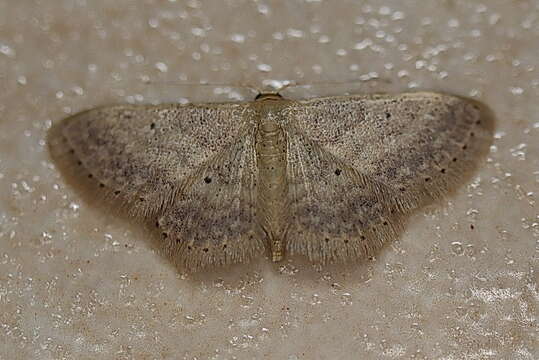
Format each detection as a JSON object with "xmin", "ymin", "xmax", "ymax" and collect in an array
[{"xmin": 52, "ymin": 91, "xmax": 489, "ymax": 270}]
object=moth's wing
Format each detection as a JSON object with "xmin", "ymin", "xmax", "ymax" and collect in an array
[
  {"xmin": 285, "ymin": 129, "xmax": 403, "ymax": 263},
  {"xmin": 287, "ymin": 92, "xmax": 490, "ymax": 211},
  {"xmin": 56, "ymin": 103, "xmax": 252, "ymax": 218},
  {"xmin": 157, "ymin": 130, "xmax": 264, "ymax": 270}
]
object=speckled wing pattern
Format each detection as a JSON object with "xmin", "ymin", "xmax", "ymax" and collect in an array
[
  {"xmin": 59, "ymin": 103, "xmax": 263, "ymax": 269},
  {"xmin": 55, "ymin": 92, "xmax": 489, "ymax": 270},
  {"xmin": 158, "ymin": 129, "xmax": 264, "ymax": 269},
  {"xmin": 61, "ymin": 103, "xmax": 252, "ymax": 218},
  {"xmin": 282, "ymin": 92, "xmax": 488, "ymax": 261},
  {"xmin": 289, "ymin": 93, "xmax": 488, "ymax": 210},
  {"xmin": 285, "ymin": 126, "xmax": 402, "ymax": 262}
]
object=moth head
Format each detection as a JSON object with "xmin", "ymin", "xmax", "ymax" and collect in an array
[{"xmin": 254, "ymin": 92, "xmax": 284, "ymax": 102}]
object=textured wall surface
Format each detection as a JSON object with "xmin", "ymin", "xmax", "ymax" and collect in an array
[{"xmin": 0, "ymin": 1, "xmax": 537, "ymax": 359}]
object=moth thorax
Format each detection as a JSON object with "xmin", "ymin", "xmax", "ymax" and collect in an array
[
  {"xmin": 259, "ymin": 118, "xmax": 280, "ymax": 134},
  {"xmin": 256, "ymin": 117, "xmax": 286, "ymax": 155}
]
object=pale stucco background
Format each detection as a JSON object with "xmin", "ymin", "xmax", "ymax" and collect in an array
[{"xmin": 0, "ymin": 1, "xmax": 537, "ymax": 359}]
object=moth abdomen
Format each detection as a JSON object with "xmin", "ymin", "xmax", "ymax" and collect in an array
[{"xmin": 255, "ymin": 114, "xmax": 289, "ymax": 262}]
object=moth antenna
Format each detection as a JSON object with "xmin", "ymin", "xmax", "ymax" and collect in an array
[
  {"xmin": 141, "ymin": 80, "xmax": 259, "ymax": 96},
  {"xmin": 284, "ymin": 77, "xmax": 392, "ymax": 90}
]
